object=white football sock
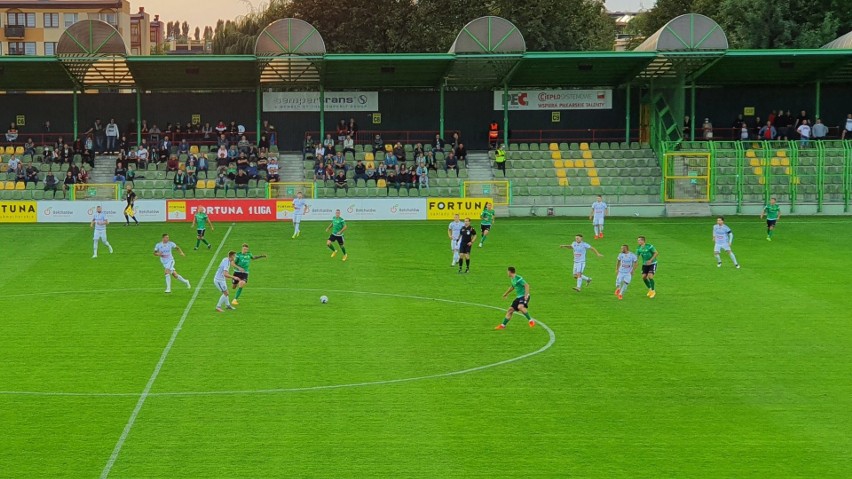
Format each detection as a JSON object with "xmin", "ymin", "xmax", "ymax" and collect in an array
[{"xmin": 165, "ymin": 274, "xmax": 172, "ymax": 290}]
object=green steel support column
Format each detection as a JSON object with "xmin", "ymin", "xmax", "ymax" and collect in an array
[
  {"xmin": 439, "ymin": 82, "xmax": 445, "ymax": 140},
  {"xmin": 502, "ymin": 84, "xmax": 509, "ymax": 147},
  {"xmin": 815, "ymin": 81, "xmax": 821, "ymax": 120},
  {"xmin": 72, "ymin": 90, "xmax": 79, "ymax": 140},
  {"xmin": 690, "ymin": 82, "xmax": 696, "ymax": 141},
  {"xmin": 136, "ymin": 89, "xmax": 142, "ymax": 146},
  {"xmin": 319, "ymin": 86, "xmax": 325, "ymax": 141},
  {"xmin": 625, "ymin": 85, "xmax": 631, "ymax": 143},
  {"xmin": 256, "ymin": 86, "xmax": 262, "ymax": 143}
]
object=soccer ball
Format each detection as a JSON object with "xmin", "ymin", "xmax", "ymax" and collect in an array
[{"xmin": 320, "ymin": 295, "xmax": 328, "ymax": 304}]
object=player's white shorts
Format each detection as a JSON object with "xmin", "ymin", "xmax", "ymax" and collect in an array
[
  {"xmin": 93, "ymin": 230, "xmax": 108, "ymax": 242},
  {"xmin": 593, "ymin": 215, "xmax": 605, "ymax": 226},
  {"xmin": 160, "ymin": 258, "xmax": 175, "ymax": 272},
  {"xmin": 616, "ymin": 272, "xmax": 632, "ymax": 285},
  {"xmin": 573, "ymin": 261, "xmax": 586, "ymax": 275},
  {"xmin": 714, "ymin": 242, "xmax": 731, "ymax": 253},
  {"xmin": 214, "ymin": 279, "xmax": 228, "ymax": 292},
  {"xmin": 451, "ymin": 237, "xmax": 461, "ymax": 250},
  {"xmin": 293, "ymin": 213, "xmax": 303, "ymax": 223}
]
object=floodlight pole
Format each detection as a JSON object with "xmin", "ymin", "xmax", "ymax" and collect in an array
[
  {"xmin": 256, "ymin": 86, "xmax": 262, "ymax": 144},
  {"xmin": 502, "ymin": 83, "xmax": 509, "ymax": 147},
  {"xmin": 72, "ymin": 90, "xmax": 79, "ymax": 140},
  {"xmin": 625, "ymin": 85, "xmax": 631, "ymax": 143},
  {"xmin": 319, "ymin": 85, "xmax": 325, "ymax": 141},
  {"xmin": 439, "ymin": 80, "xmax": 445, "ymax": 140},
  {"xmin": 136, "ymin": 89, "xmax": 142, "ymax": 146},
  {"xmin": 814, "ymin": 80, "xmax": 821, "ymax": 119}
]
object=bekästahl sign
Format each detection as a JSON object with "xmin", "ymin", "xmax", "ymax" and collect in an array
[
  {"xmin": 263, "ymin": 92, "xmax": 379, "ymax": 112},
  {"xmin": 494, "ymin": 89, "xmax": 613, "ymax": 110}
]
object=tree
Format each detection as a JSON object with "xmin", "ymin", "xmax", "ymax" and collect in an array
[
  {"xmin": 181, "ymin": 21, "xmax": 190, "ymax": 40},
  {"xmin": 194, "ymin": 26, "xmax": 201, "ymax": 41}
]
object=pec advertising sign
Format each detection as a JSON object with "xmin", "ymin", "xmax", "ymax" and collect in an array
[{"xmin": 494, "ymin": 89, "xmax": 613, "ymax": 110}]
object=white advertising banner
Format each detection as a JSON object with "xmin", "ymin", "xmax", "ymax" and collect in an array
[
  {"xmin": 37, "ymin": 200, "xmax": 167, "ymax": 223},
  {"xmin": 279, "ymin": 198, "xmax": 427, "ymax": 221},
  {"xmin": 263, "ymin": 91, "xmax": 379, "ymax": 112},
  {"xmin": 493, "ymin": 89, "xmax": 613, "ymax": 110}
]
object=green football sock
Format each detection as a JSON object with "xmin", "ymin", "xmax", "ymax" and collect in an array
[
  {"xmin": 235, "ymin": 287, "xmax": 243, "ymax": 299},
  {"xmin": 327, "ymin": 244, "xmax": 336, "ymax": 252},
  {"xmin": 341, "ymin": 246, "xmax": 347, "ymax": 254},
  {"xmin": 195, "ymin": 239, "xmax": 200, "ymax": 247},
  {"xmin": 643, "ymin": 278, "xmax": 650, "ymax": 288},
  {"xmin": 523, "ymin": 312, "xmax": 531, "ymax": 320},
  {"xmin": 481, "ymin": 235, "xmax": 488, "ymax": 244},
  {"xmin": 649, "ymin": 279, "xmax": 655, "ymax": 290},
  {"xmin": 202, "ymin": 239, "xmax": 210, "ymax": 245},
  {"xmin": 768, "ymin": 229, "xmax": 774, "ymax": 237},
  {"xmin": 502, "ymin": 317, "xmax": 510, "ymax": 326}
]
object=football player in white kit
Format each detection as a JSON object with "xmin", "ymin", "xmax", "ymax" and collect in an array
[
  {"xmin": 214, "ymin": 250, "xmax": 243, "ymax": 312},
  {"xmin": 614, "ymin": 244, "xmax": 639, "ymax": 300},
  {"xmin": 560, "ymin": 234, "xmax": 603, "ymax": 292},
  {"xmin": 292, "ymin": 191, "xmax": 307, "ymax": 239},
  {"xmin": 589, "ymin": 195, "xmax": 608, "ymax": 239},
  {"xmin": 713, "ymin": 216, "xmax": 740, "ymax": 268},
  {"xmin": 447, "ymin": 213, "xmax": 464, "ymax": 266},
  {"xmin": 90, "ymin": 205, "xmax": 113, "ymax": 258},
  {"xmin": 153, "ymin": 233, "xmax": 191, "ymax": 293}
]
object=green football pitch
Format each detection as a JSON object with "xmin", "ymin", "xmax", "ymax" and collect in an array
[{"xmin": 1, "ymin": 216, "xmax": 850, "ymax": 478}]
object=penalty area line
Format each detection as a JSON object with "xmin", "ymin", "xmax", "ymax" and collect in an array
[{"xmin": 99, "ymin": 224, "xmax": 234, "ymax": 479}]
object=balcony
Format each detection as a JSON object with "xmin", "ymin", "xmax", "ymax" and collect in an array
[{"xmin": 4, "ymin": 25, "xmax": 25, "ymax": 38}]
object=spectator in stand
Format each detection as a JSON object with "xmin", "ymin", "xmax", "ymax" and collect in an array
[
  {"xmin": 215, "ymin": 120, "xmax": 227, "ymax": 135},
  {"xmin": 353, "ymin": 159, "xmax": 368, "ymax": 185},
  {"xmin": 267, "ymin": 125, "xmax": 277, "ymax": 147},
  {"xmin": 173, "ymin": 168, "xmax": 188, "ymax": 191},
  {"xmin": 42, "ymin": 120, "xmax": 51, "ymax": 133},
  {"xmin": 197, "ymin": 154, "xmax": 209, "ymax": 178},
  {"xmin": 794, "ymin": 110, "xmax": 809, "ymax": 130},
  {"xmin": 323, "ymin": 133, "xmax": 336, "ymax": 150},
  {"xmin": 6, "ymin": 122, "xmax": 19, "ymax": 142},
  {"xmin": 227, "ymin": 144, "xmax": 239, "ymax": 162},
  {"xmin": 201, "ymin": 122, "xmax": 213, "ymax": 141},
  {"xmin": 494, "ymin": 144, "xmax": 507, "ymax": 177},
  {"xmin": 738, "ymin": 122, "xmax": 750, "ymax": 141},
  {"xmin": 348, "ymin": 118, "xmax": 358, "ymax": 139},
  {"xmin": 213, "ymin": 167, "xmax": 228, "ymax": 195},
  {"xmin": 433, "ymin": 134, "xmax": 446, "ymax": 152},
  {"xmin": 797, "ymin": 119, "xmax": 811, "ymax": 148},
  {"xmin": 77, "ymin": 166, "xmax": 89, "ymax": 184},
  {"xmin": 178, "ymin": 139, "xmax": 190, "ymax": 155},
  {"xmin": 336, "ymin": 119, "xmax": 349, "ymax": 143},
  {"xmin": 125, "ymin": 164, "xmax": 136, "ymax": 186},
  {"xmin": 398, "ymin": 165, "xmax": 411, "ymax": 190},
  {"xmin": 365, "ymin": 161, "xmax": 376, "ymax": 183},
  {"xmin": 702, "ymin": 118, "xmax": 713, "ymax": 140},
  {"xmin": 236, "ymin": 152, "xmax": 250, "ymax": 172},
  {"xmin": 42, "ymin": 145, "xmax": 57, "ymax": 164},
  {"xmin": 386, "ymin": 170, "xmax": 400, "ymax": 192},
  {"xmin": 343, "ymin": 135, "xmax": 355, "ymax": 156},
  {"xmin": 266, "ymin": 157, "xmax": 280, "ymax": 183},
  {"xmin": 304, "ymin": 135, "xmax": 315, "ymax": 153},
  {"xmin": 767, "ymin": 110, "xmax": 777, "ymax": 126},
  {"xmin": 44, "ymin": 171, "xmax": 59, "ymax": 197},
  {"xmin": 314, "ymin": 161, "xmax": 326, "ymax": 181},
  {"xmin": 246, "ymin": 161, "xmax": 259, "ymax": 184},
  {"xmin": 58, "ymin": 136, "xmax": 68, "ymax": 153},
  {"xmin": 413, "ymin": 142, "xmax": 424, "ymax": 157},
  {"xmin": 334, "ymin": 170, "xmax": 349, "ymax": 193},
  {"xmin": 105, "ymin": 118, "xmax": 120, "ymax": 154},
  {"xmin": 166, "ymin": 155, "xmax": 179, "ymax": 178},
  {"xmin": 416, "ymin": 161, "xmax": 429, "ymax": 189},
  {"xmin": 186, "ymin": 158, "xmax": 197, "ymax": 181},
  {"xmin": 136, "ymin": 144, "xmax": 149, "ymax": 169},
  {"xmin": 384, "ymin": 150, "xmax": 398, "ymax": 171},
  {"xmin": 314, "ymin": 143, "xmax": 327, "ymax": 160},
  {"xmin": 757, "ymin": 122, "xmax": 778, "ymax": 141},
  {"xmin": 13, "ymin": 163, "xmax": 25, "ymax": 185},
  {"xmin": 256, "ymin": 152, "xmax": 268, "ymax": 173},
  {"xmin": 373, "ymin": 134, "xmax": 384, "ymax": 153},
  {"xmin": 234, "ymin": 169, "xmax": 250, "ymax": 196},
  {"xmin": 424, "ymin": 151, "xmax": 437, "ymax": 172},
  {"xmin": 445, "ymin": 151, "xmax": 458, "ymax": 176},
  {"xmin": 25, "ymin": 162, "xmax": 39, "ymax": 185},
  {"xmin": 238, "ymin": 135, "xmax": 251, "ymax": 155},
  {"xmin": 455, "ymin": 142, "xmax": 467, "ymax": 163},
  {"xmin": 148, "ymin": 123, "xmax": 161, "ymax": 146},
  {"xmin": 451, "ymin": 131, "xmax": 461, "ymax": 149},
  {"xmin": 376, "ymin": 163, "xmax": 388, "ymax": 183},
  {"xmin": 63, "ymin": 170, "xmax": 76, "ymax": 194},
  {"xmin": 258, "ymin": 134, "xmax": 269, "ymax": 151},
  {"xmin": 82, "ymin": 135, "xmax": 95, "ymax": 167},
  {"xmin": 160, "ymin": 136, "xmax": 173, "ymax": 161},
  {"xmin": 777, "ymin": 110, "xmax": 792, "ymax": 140},
  {"xmin": 88, "ymin": 118, "xmax": 105, "ymax": 154},
  {"xmin": 217, "ymin": 133, "xmax": 229, "ymax": 149},
  {"xmin": 114, "ymin": 161, "xmax": 127, "ymax": 188},
  {"xmin": 842, "ymin": 113, "xmax": 852, "ymax": 140},
  {"xmin": 228, "ymin": 121, "xmax": 239, "ymax": 144},
  {"xmin": 812, "ymin": 118, "xmax": 829, "ymax": 141},
  {"xmin": 216, "ymin": 144, "xmax": 229, "ymax": 167},
  {"xmin": 333, "ymin": 151, "xmax": 348, "ymax": 173},
  {"xmin": 118, "ymin": 135, "xmax": 129, "ymax": 157},
  {"xmin": 393, "ymin": 142, "xmax": 406, "ymax": 165},
  {"xmin": 67, "ymin": 161, "xmax": 80, "ymax": 179},
  {"xmin": 731, "ymin": 114, "xmax": 744, "ymax": 140},
  {"xmin": 23, "ymin": 138, "xmax": 35, "ymax": 156},
  {"xmin": 324, "ymin": 162, "xmax": 334, "ymax": 182}
]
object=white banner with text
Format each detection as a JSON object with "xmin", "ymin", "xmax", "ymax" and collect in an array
[
  {"xmin": 37, "ymin": 200, "xmax": 167, "ymax": 223},
  {"xmin": 283, "ymin": 198, "xmax": 426, "ymax": 221},
  {"xmin": 263, "ymin": 91, "xmax": 379, "ymax": 112}
]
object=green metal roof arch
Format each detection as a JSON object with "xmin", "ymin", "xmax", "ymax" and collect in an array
[
  {"xmin": 56, "ymin": 20, "xmax": 131, "ymax": 89},
  {"xmin": 634, "ymin": 13, "xmax": 728, "ymax": 52},
  {"xmin": 449, "ymin": 16, "xmax": 526, "ymax": 54},
  {"xmin": 255, "ymin": 18, "xmax": 326, "ymax": 88}
]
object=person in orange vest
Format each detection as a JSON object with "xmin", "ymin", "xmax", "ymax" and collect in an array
[{"xmin": 488, "ymin": 121, "xmax": 499, "ymax": 148}]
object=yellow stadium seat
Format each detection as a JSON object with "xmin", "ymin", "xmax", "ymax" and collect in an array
[
  {"xmin": 4, "ymin": 181, "xmax": 13, "ymax": 189},
  {"xmin": 551, "ymin": 151, "xmax": 561, "ymax": 160},
  {"xmin": 189, "ymin": 145, "xmax": 199, "ymax": 154},
  {"xmin": 770, "ymin": 158, "xmax": 780, "ymax": 167},
  {"xmin": 753, "ymin": 167, "xmax": 763, "ymax": 175},
  {"xmin": 776, "ymin": 150, "xmax": 787, "ymax": 157},
  {"xmin": 377, "ymin": 179, "xmax": 387, "ymax": 188},
  {"xmin": 758, "ymin": 177, "xmax": 765, "ymax": 185},
  {"xmin": 781, "ymin": 158, "xmax": 790, "ymax": 166},
  {"xmin": 588, "ymin": 168, "xmax": 598, "ymax": 177},
  {"xmin": 590, "ymin": 177, "xmax": 601, "ymax": 186},
  {"xmin": 4, "ymin": 146, "xmax": 13, "ymax": 155},
  {"xmin": 563, "ymin": 159, "xmax": 574, "ymax": 168},
  {"xmin": 582, "ymin": 151, "xmax": 592, "ymax": 160},
  {"xmin": 793, "ymin": 177, "xmax": 800, "ymax": 185},
  {"xmin": 745, "ymin": 150, "xmax": 756, "ymax": 158},
  {"xmin": 0, "ymin": 182, "xmax": 4, "ymax": 190},
  {"xmin": 584, "ymin": 159, "xmax": 594, "ymax": 168},
  {"xmin": 366, "ymin": 161, "xmax": 374, "ymax": 169},
  {"xmin": 207, "ymin": 179, "xmax": 216, "ymax": 189},
  {"xmin": 751, "ymin": 142, "xmax": 760, "ymax": 149},
  {"xmin": 749, "ymin": 159, "xmax": 760, "ymax": 167},
  {"xmin": 579, "ymin": 142, "xmax": 589, "ymax": 151},
  {"xmin": 556, "ymin": 169, "xmax": 566, "ymax": 178},
  {"xmin": 549, "ymin": 143, "xmax": 559, "ymax": 151},
  {"xmin": 365, "ymin": 153, "xmax": 374, "ymax": 161},
  {"xmin": 15, "ymin": 181, "xmax": 25, "ymax": 190},
  {"xmin": 14, "ymin": 146, "xmax": 24, "ymax": 155},
  {"xmin": 553, "ymin": 159, "xmax": 564, "ymax": 168},
  {"xmin": 385, "ymin": 144, "xmax": 393, "ymax": 152},
  {"xmin": 784, "ymin": 167, "xmax": 791, "ymax": 175},
  {"xmin": 558, "ymin": 177, "xmax": 569, "ymax": 186}
]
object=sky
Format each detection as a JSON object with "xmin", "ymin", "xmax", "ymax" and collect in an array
[{"xmin": 139, "ymin": 0, "xmax": 654, "ymax": 33}]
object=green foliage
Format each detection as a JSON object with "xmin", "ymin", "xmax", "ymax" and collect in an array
[{"xmin": 212, "ymin": 0, "xmax": 616, "ymax": 54}]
